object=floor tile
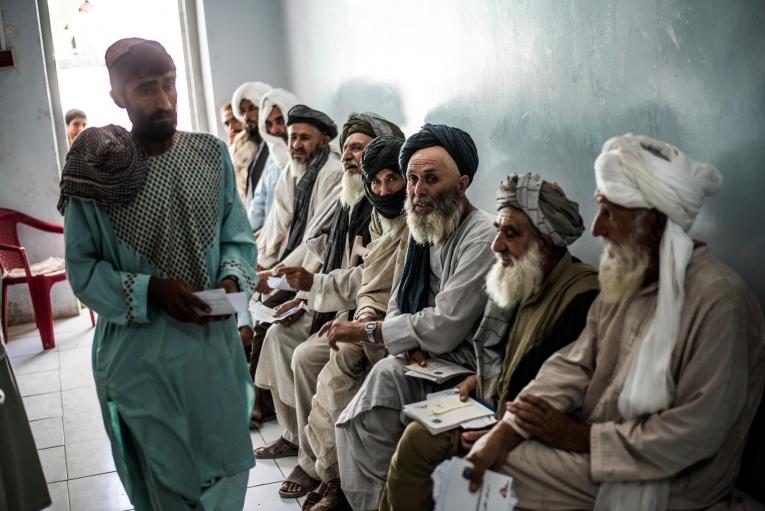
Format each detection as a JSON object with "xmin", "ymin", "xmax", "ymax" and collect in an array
[
  {"xmin": 60, "ymin": 365, "xmax": 95, "ymax": 390},
  {"xmin": 4, "ymin": 334, "xmax": 47, "ymax": 357},
  {"xmin": 58, "ymin": 347, "xmax": 91, "ymax": 369},
  {"xmin": 30, "ymin": 416, "xmax": 65, "ymax": 449},
  {"xmin": 10, "ymin": 349, "xmax": 60, "ymax": 374},
  {"xmin": 244, "ymin": 483, "xmax": 302, "ymax": 510},
  {"xmin": 54, "ymin": 326, "xmax": 96, "ymax": 352},
  {"xmin": 67, "ymin": 472, "xmax": 132, "ymax": 511},
  {"xmin": 65, "ymin": 437, "xmax": 116, "ymax": 479},
  {"xmin": 248, "ymin": 458, "xmax": 284, "ymax": 487},
  {"xmin": 39, "ymin": 446, "xmax": 67, "ymax": 483},
  {"xmin": 23, "ymin": 392, "xmax": 63, "ymax": 421},
  {"xmin": 64, "ymin": 410, "xmax": 108, "ymax": 444},
  {"xmin": 251, "ymin": 430, "xmax": 265, "ymax": 449},
  {"xmin": 258, "ymin": 419, "xmax": 283, "ymax": 444},
  {"xmin": 62, "ymin": 386, "xmax": 100, "ymax": 416},
  {"xmin": 44, "ymin": 481, "xmax": 69, "ymax": 511},
  {"xmin": 16, "ymin": 369, "xmax": 61, "ymax": 396}
]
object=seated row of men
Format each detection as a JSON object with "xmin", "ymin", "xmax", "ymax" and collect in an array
[{"xmin": 227, "ymin": 95, "xmax": 764, "ymax": 511}]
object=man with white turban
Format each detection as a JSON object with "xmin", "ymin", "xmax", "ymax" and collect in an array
[
  {"xmin": 230, "ymin": 81, "xmax": 272, "ymax": 209},
  {"xmin": 466, "ymin": 134, "xmax": 765, "ymax": 511},
  {"xmin": 247, "ymin": 88, "xmax": 300, "ymax": 232}
]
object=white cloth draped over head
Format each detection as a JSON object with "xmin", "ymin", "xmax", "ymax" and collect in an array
[
  {"xmin": 258, "ymin": 88, "xmax": 300, "ymax": 169},
  {"xmin": 230, "ymin": 81, "xmax": 273, "ymax": 122},
  {"xmin": 593, "ymin": 133, "xmax": 722, "ymax": 511}
]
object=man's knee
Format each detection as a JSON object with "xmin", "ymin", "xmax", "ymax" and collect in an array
[
  {"xmin": 292, "ymin": 336, "xmax": 329, "ymax": 375},
  {"xmin": 332, "ymin": 341, "xmax": 367, "ymax": 375},
  {"xmin": 396, "ymin": 421, "xmax": 456, "ymax": 465}
]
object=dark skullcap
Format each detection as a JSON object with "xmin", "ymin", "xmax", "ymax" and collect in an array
[
  {"xmin": 399, "ymin": 123, "xmax": 479, "ymax": 183},
  {"xmin": 65, "ymin": 109, "xmax": 86, "ymax": 125},
  {"xmin": 361, "ymin": 135, "xmax": 406, "ymax": 219},
  {"xmin": 104, "ymin": 38, "xmax": 175, "ymax": 91},
  {"xmin": 339, "ymin": 112, "xmax": 405, "ymax": 150},
  {"xmin": 496, "ymin": 172, "xmax": 585, "ymax": 247},
  {"xmin": 287, "ymin": 105, "xmax": 338, "ymax": 139}
]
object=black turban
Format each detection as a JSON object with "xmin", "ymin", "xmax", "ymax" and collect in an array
[
  {"xmin": 361, "ymin": 135, "xmax": 406, "ymax": 219},
  {"xmin": 339, "ymin": 112, "xmax": 404, "ymax": 149},
  {"xmin": 287, "ymin": 104, "xmax": 338, "ymax": 139},
  {"xmin": 398, "ymin": 123, "xmax": 479, "ymax": 183},
  {"xmin": 105, "ymin": 38, "xmax": 175, "ymax": 91}
]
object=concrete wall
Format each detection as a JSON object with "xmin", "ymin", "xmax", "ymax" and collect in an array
[
  {"xmin": 199, "ymin": 0, "xmax": 291, "ymax": 139},
  {"xmin": 0, "ymin": 0, "xmax": 79, "ymax": 324},
  {"xmin": 281, "ymin": 0, "xmax": 765, "ymax": 306}
]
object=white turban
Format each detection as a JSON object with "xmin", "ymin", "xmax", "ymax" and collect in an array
[
  {"xmin": 258, "ymin": 88, "xmax": 300, "ymax": 168},
  {"xmin": 231, "ymin": 81, "xmax": 273, "ymax": 122},
  {"xmin": 593, "ymin": 134, "xmax": 722, "ymax": 511}
]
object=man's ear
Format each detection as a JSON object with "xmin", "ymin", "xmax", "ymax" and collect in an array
[
  {"xmin": 321, "ymin": 134, "xmax": 331, "ymax": 147},
  {"xmin": 456, "ymin": 174, "xmax": 470, "ymax": 195},
  {"xmin": 110, "ymin": 89, "xmax": 126, "ymax": 109}
]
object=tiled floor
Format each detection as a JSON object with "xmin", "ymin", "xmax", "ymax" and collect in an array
[{"xmin": 6, "ymin": 311, "xmax": 302, "ymax": 510}]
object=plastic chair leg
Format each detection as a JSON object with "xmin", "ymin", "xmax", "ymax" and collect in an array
[{"xmin": 28, "ymin": 279, "xmax": 56, "ymax": 350}]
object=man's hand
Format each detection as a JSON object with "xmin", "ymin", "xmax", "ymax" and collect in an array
[
  {"xmin": 507, "ymin": 395, "xmax": 590, "ymax": 452},
  {"xmin": 459, "ymin": 428, "xmax": 490, "ymax": 451},
  {"xmin": 318, "ymin": 319, "xmax": 366, "ymax": 350},
  {"xmin": 208, "ymin": 277, "xmax": 239, "ymax": 322},
  {"xmin": 148, "ymin": 277, "xmax": 209, "ymax": 325},
  {"xmin": 255, "ymin": 270, "xmax": 273, "ymax": 294},
  {"xmin": 273, "ymin": 298, "xmax": 306, "ymax": 326},
  {"xmin": 465, "ymin": 420, "xmax": 521, "ymax": 492},
  {"xmin": 455, "ymin": 374, "xmax": 478, "ymax": 402},
  {"xmin": 406, "ymin": 348, "xmax": 428, "ymax": 367},
  {"xmin": 276, "ymin": 265, "xmax": 314, "ymax": 292}
]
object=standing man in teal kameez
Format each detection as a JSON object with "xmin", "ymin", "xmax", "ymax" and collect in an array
[{"xmin": 59, "ymin": 38, "xmax": 258, "ymax": 510}]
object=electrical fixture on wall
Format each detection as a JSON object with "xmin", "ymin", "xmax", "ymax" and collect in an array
[{"xmin": 0, "ymin": 5, "xmax": 16, "ymax": 69}]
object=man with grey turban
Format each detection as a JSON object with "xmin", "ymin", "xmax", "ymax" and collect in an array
[
  {"xmin": 467, "ymin": 135, "xmax": 765, "ymax": 511},
  {"xmin": 380, "ymin": 172, "xmax": 599, "ymax": 511},
  {"xmin": 335, "ymin": 124, "xmax": 496, "ymax": 511},
  {"xmin": 252, "ymin": 113, "xmax": 403, "ymax": 503},
  {"xmin": 61, "ymin": 38, "xmax": 258, "ymax": 510}
]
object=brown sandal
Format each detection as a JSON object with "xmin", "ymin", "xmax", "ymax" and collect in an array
[
  {"xmin": 254, "ymin": 437, "xmax": 298, "ymax": 459},
  {"xmin": 302, "ymin": 481, "xmax": 327, "ymax": 510},
  {"xmin": 279, "ymin": 465, "xmax": 320, "ymax": 498}
]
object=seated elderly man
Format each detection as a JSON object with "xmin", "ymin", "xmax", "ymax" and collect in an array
[
  {"xmin": 253, "ymin": 114, "xmax": 404, "ymax": 498},
  {"xmin": 299, "ymin": 135, "xmax": 411, "ymax": 511},
  {"xmin": 380, "ymin": 173, "xmax": 600, "ymax": 511},
  {"xmin": 335, "ymin": 124, "xmax": 496, "ymax": 511},
  {"xmin": 466, "ymin": 134, "xmax": 765, "ymax": 511}
]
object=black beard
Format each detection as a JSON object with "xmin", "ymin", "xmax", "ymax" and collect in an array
[
  {"xmin": 248, "ymin": 126, "xmax": 262, "ymax": 145},
  {"xmin": 131, "ymin": 108, "xmax": 176, "ymax": 143}
]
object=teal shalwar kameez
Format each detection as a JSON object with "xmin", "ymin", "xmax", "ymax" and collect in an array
[{"xmin": 63, "ymin": 132, "xmax": 258, "ymax": 510}]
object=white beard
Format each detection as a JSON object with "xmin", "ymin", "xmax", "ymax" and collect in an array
[
  {"xmin": 291, "ymin": 158, "xmax": 307, "ymax": 179},
  {"xmin": 405, "ymin": 189, "xmax": 462, "ymax": 245},
  {"xmin": 340, "ymin": 172, "xmax": 365, "ymax": 208},
  {"xmin": 598, "ymin": 239, "xmax": 649, "ymax": 303},
  {"xmin": 485, "ymin": 243, "xmax": 545, "ymax": 309}
]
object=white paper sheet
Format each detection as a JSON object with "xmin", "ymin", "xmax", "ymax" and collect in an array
[
  {"xmin": 432, "ymin": 457, "xmax": 517, "ymax": 511},
  {"xmin": 250, "ymin": 301, "xmax": 309, "ymax": 323},
  {"xmin": 193, "ymin": 289, "xmax": 249, "ymax": 316},
  {"xmin": 267, "ymin": 275, "xmax": 295, "ymax": 291}
]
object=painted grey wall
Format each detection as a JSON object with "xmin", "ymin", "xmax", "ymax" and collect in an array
[
  {"xmin": 281, "ymin": 0, "xmax": 765, "ymax": 306},
  {"xmin": 0, "ymin": 0, "xmax": 80, "ymax": 324},
  {"xmin": 199, "ymin": 0, "xmax": 291, "ymax": 139}
]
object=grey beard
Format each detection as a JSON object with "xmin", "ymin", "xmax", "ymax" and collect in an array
[
  {"xmin": 485, "ymin": 243, "xmax": 545, "ymax": 309},
  {"xmin": 405, "ymin": 186, "xmax": 463, "ymax": 245},
  {"xmin": 292, "ymin": 158, "xmax": 307, "ymax": 178},
  {"xmin": 340, "ymin": 172, "xmax": 365, "ymax": 208},
  {"xmin": 598, "ymin": 238, "xmax": 649, "ymax": 303}
]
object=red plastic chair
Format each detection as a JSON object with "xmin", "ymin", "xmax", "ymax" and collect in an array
[{"xmin": 0, "ymin": 208, "xmax": 95, "ymax": 349}]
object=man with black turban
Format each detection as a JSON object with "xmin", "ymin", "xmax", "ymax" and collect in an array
[
  {"xmin": 60, "ymin": 38, "xmax": 258, "ymax": 510},
  {"xmin": 380, "ymin": 173, "xmax": 600, "ymax": 511},
  {"xmin": 252, "ymin": 113, "xmax": 403, "ymax": 501},
  {"xmin": 334, "ymin": 124, "xmax": 496, "ymax": 511}
]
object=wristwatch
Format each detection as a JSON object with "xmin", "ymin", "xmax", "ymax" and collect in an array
[{"xmin": 364, "ymin": 321, "xmax": 377, "ymax": 344}]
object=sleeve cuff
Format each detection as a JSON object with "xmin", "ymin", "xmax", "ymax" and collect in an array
[
  {"xmin": 381, "ymin": 314, "xmax": 419, "ymax": 355},
  {"xmin": 589, "ymin": 421, "xmax": 613, "ymax": 481},
  {"xmin": 219, "ymin": 259, "xmax": 258, "ymax": 299},
  {"xmin": 501, "ymin": 410, "xmax": 532, "ymax": 439},
  {"xmin": 307, "ymin": 273, "xmax": 326, "ymax": 309},
  {"xmin": 124, "ymin": 273, "xmax": 151, "ymax": 324}
]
